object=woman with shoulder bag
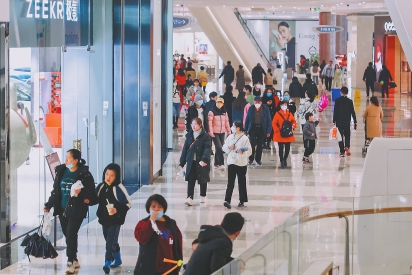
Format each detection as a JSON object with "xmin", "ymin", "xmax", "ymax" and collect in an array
[
  {"xmin": 222, "ymin": 121, "xmax": 252, "ymax": 209},
  {"xmin": 44, "ymin": 149, "xmax": 96, "ymax": 274},
  {"xmin": 180, "ymin": 118, "xmax": 212, "ymax": 206}
]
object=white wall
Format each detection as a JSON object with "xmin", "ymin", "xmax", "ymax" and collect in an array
[
  {"xmin": 296, "ymin": 21, "xmax": 319, "ymax": 59},
  {"xmin": 246, "ymin": 20, "xmax": 269, "ymax": 56},
  {"xmin": 0, "ymin": 0, "xmax": 9, "ymax": 22}
]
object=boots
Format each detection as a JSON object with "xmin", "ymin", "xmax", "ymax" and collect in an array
[
  {"xmin": 111, "ymin": 251, "xmax": 122, "ymax": 267},
  {"xmin": 173, "ymin": 116, "xmax": 178, "ymax": 129},
  {"xmin": 103, "ymin": 260, "xmax": 111, "ymax": 274}
]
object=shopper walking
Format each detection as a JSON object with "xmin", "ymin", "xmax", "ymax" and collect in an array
[
  {"xmin": 378, "ymin": 65, "xmax": 393, "ymax": 98},
  {"xmin": 273, "ymin": 65, "xmax": 284, "ymax": 96},
  {"xmin": 302, "ymin": 112, "xmax": 318, "ymax": 163},
  {"xmin": 272, "ymin": 101, "xmax": 297, "ymax": 169},
  {"xmin": 333, "ymin": 86, "xmax": 357, "ymax": 157},
  {"xmin": 252, "ymin": 63, "xmax": 266, "ymax": 85},
  {"xmin": 235, "ymin": 65, "xmax": 246, "ymax": 93},
  {"xmin": 175, "ymin": 68, "xmax": 187, "ymax": 97},
  {"xmin": 223, "ymin": 85, "xmax": 236, "ymax": 125},
  {"xmin": 363, "ymin": 62, "xmax": 376, "ymax": 98},
  {"xmin": 298, "ymin": 90, "xmax": 317, "ymax": 141},
  {"xmin": 180, "ymin": 118, "xmax": 212, "ymax": 205},
  {"xmin": 232, "ymin": 92, "xmax": 248, "ymax": 125},
  {"xmin": 44, "ymin": 149, "xmax": 95, "ymax": 274},
  {"xmin": 303, "ymin": 73, "xmax": 318, "ymax": 97},
  {"xmin": 94, "ymin": 163, "xmax": 132, "ymax": 274},
  {"xmin": 197, "ymin": 66, "xmax": 208, "ymax": 93},
  {"xmin": 244, "ymin": 97, "xmax": 272, "ymax": 166},
  {"xmin": 244, "ymin": 85, "xmax": 255, "ymax": 105},
  {"xmin": 282, "ymin": 91, "xmax": 297, "ymax": 115},
  {"xmin": 172, "ymin": 80, "xmax": 182, "ymax": 129},
  {"xmin": 322, "ymin": 61, "xmax": 335, "ymax": 92},
  {"xmin": 208, "ymin": 98, "xmax": 231, "ymax": 169},
  {"xmin": 319, "ymin": 60, "xmax": 326, "ymax": 85},
  {"xmin": 134, "ymin": 194, "xmax": 183, "ymax": 275},
  {"xmin": 363, "ymin": 96, "xmax": 383, "ymax": 140},
  {"xmin": 310, "ymin": 60, "xmax": 320, "ymax": 85},
  {"xmin": 252, "ymin": 82, "xmax": 263, "ymax": 97},
  {"xmin": 262, "ymin": 88, "xmax": 280, "ymax": 149},
  {"xmin": 222, "ymin": 121, "xmax": 252, "ymax": 209},
  {"xmin": 289, "ymin": 76, "xmax": 303, "ymax": 106},
  {"xmin": 185, "ymin": 94, "xmax": 207, "ymax": 131},
  {"xmin": 264, "ymin": 68, "xmax": 274, "ymax": 88},
  {"xmin": 204, "ymin": 92, "xmax": 217, "ymax": 133},
  {"xmin": 219, "ymin": 61, "xmax": 235, "ymax": 86},
  {"xmin": 186, "ymin": 79, "xmax": 205, "ymax": 105},
  {"xmin": 185, "ymin": 62, "xmax": 196, "ymax": 81},
  {"xmin": 333, "ymin": 64, "xmax": 343, "ymax": 88}
]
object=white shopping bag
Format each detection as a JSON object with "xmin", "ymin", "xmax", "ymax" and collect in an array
[
  {"xmin": 42, "ymin": 212, "xmax": 53, "ymax": 236},
  {"xmin": 70, "ymin": 180, "xmax": 84, "ymax": 197},
  {"xmin": 329, "ymin": 127, "xmax": 337, "ymax": 140}
]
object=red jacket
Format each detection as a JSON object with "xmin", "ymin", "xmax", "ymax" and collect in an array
[
  {"xmin": 272, "ymin": 110, "xmax": 297, "ymax": 143},
  {"xmin": 175, "ymin": 74, "xmax": 186, "ymax": 86}
]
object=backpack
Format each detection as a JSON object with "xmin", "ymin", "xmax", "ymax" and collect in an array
[
  {"xmin": 313, "ymin": 66, "xmax": 318, "ymax": 73},
  {"xmin": 278, "ymin": 112, "xmax": 293, "ymax": 138}
]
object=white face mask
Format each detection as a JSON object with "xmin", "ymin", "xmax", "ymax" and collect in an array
[
  {"xmin": 173, "ymin": 83, "xmax": 177, "ymax": 86},
  {"xmin": 196, "ymin": 100, "xmax": 203, "ymax": 106},
  {"xmin": 231, "ymin": 126, "xmax": 236, "ymax": 133},
  {"xmin": 256, "ymin": 84, "xmax": 261, "ymax": 89},
  {"xmin": 281, "ymin": 105, "xmax": 288, "ymax": 111},
  {"xmin": 254, "ymin": 103, "xmax": 261, "ymax": 109}
]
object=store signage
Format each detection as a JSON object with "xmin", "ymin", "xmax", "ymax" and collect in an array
[
  {"xmin": 25, "ymin": 0, "xmax": 78, "ymax": 22},
  {"xmin": 313, "ymin": 25, "xmax": 344, "ymax": 33},
  {"xmin": 173, "ymin": 17, "xmax": 190, "ymax": 29},
  {"xmin": 384, "ymin": 22, "xmax": 396, "ymax": 32}
]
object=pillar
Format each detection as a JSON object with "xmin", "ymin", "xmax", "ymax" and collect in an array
[
  {"xmin": 319, "ymin": 12, "xmax": 336, "ymax": 63},
  {"xmin": 336, "ymin": 15, "xmax": 347, "ymax": 55}
]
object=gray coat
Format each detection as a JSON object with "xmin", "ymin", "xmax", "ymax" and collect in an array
[
  {"xmin": 303, "ymin": 121, "xmax": 317, "ymax": 140},
  {"xmin": 235, "ymin": 69, "xmax": 245, "ymax": 90}
]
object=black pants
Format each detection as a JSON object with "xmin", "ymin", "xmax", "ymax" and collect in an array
[
  {"xmin": 202, "ymin": 86, "xmax": 206, "ymax": 92},
  {"xmin": 225, "ymin": 165, "xmax": 248, "ymax": 203},
  {"xmin": 337, "ymin": 124, "xmax": 351, "ymax": 154},
  {"xmin": 60, "ymin": 215, "xmax": 83, "ymax": 262},
  {"xmin": 103, "ymin": 224, "xmax": 121, "ymax": 261},
  {"xmin": 278, "ymin": 142, "xmax": 291, "ymax": 161},
  {"xmin": 212, "ymin": 133, "xmax": 226, "ymax": 166},
  {"xmin": 179, "ymin": 85, "xmax": 187, "ymax": 97},
  {"xmin": 187, "ymin": 161, "xmax": 207, "ymax": 199},
  {"xmin": 381, "ymin": 84, "xmax": 389, "ymax": 97},
  {"xmin": 265, "ymin": 129, "xmax": 273, "ymax": 146},
  {"xmin": 304, "ymin": 139, "xmax": 316, "ymax": 157},
  {"xmin": 366, "ymin": 82, "xmax": 374, "ymax": 97},
  {"xmin": 325, "ymin": 77, "xmax": 333, "ymax": 91},
  {"xmin": 301, "ymin": 124, "xmax": 305, "ymax": 143},
  {"xmin": 248, "ymin": 126, "xmax": 265, "ymax": 162}
]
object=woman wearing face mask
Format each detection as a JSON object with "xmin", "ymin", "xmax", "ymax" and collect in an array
[
  {"xmin": 222, "ymin": 121, "xmax": 252, "ymax": 209},
  {"xmin": 134, "ymin": 194, "xmax": 183, "ymax": 275},
  {"xmin": 172, "ymin": 80, "xmax": 182, "ymax": 129},
  {"xmin": 253, "ymin": 82, "xmax": 262, "ymax": 97},
  {"xmin": 262, "ymin": 88, "xmax": 280, "ymax": 149},
  {"xmin": 272, "ymin": 101, "xmax": 297, "ymax": 169},
  {"xmin": 298, "ymin": 91, "xmax": 317, "ymax": 142},
  {"xmin": 185, "ymin": 94, "xmax": 207, "ymax": 132},
  {"xmin": 44, "ymin": 149, "xmax": 96, "ymax": 274},
  {"xmin": 281, "ymin": 91, "xmax": 296, "ymax": 115},
  {"xmin": 180, "ymin": 118, "xmax": 212, "ymax": 206},
  {"xmin": 186, "ymin": 79, "xmax": 205, "ymax": 105}
]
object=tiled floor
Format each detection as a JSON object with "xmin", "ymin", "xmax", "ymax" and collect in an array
[{"xmin": 1, "ymin": 88, "xmax": 411, "ymax": 274}]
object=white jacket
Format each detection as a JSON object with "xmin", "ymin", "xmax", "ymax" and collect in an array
[
  {"xmin": 273, "ymin": 69, "xmax": 284, "ymax": 91},
  {"xmin": 310, "ymin": 66, "xmax": 320, "ymax": 77},
  {"xmin": 222, "ymin": 133, "xmax": 252, "ymax": 166},
  {"xmin": 298, "ymin": 98, "xmax": 318, "ymax": 125},
  {"xmin": 172, "ymin": 87, "xmax": 181, "ymax": 103}
]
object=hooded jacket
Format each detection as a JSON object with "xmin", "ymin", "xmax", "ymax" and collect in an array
[
  {"xmin": 288, "ymin": 78, "xmax": 303, "ymax": 98},
  {"xmin": 183, "ymin": 225, "xmax": 233, "ymax": 275},
  {"xmin": 219, "ymin": 65, "xmax": 235, "ymax": 85},
  {"xmin": 252, "ymin": 65, "xmax": 266, "ymax": 84},
  {"xmin": 363, "ymin": 66, "xmax": 376, "ymax": 83},
  {"xmin": 185, "ymin": 105, "xmax": 206, "ymax": 132},
  {"xmin": 93, "ymin": 163, "xmax": 132, "ymax": 226}
]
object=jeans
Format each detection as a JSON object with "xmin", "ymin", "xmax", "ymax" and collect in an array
[
  {"xmin": 59, "ymin": 215, "xmax": 83, "ymax": 262},
  {"xmin": 172, "ymin": 103, "xmax": 180, "ymax": 116},
  {"xmin": 337, "ymin": 124, "xmax": 351, "ymax": 154},
  {"xmin": 278, "ymin": 142, "xmax": 291, "ymax": 161},
  {"xmin": 103, "ymin": 224, "xmax": 121, "ymax": 261},
  {"xmin": 366, "ymin": 82, "xmax": 374, "ymax": 97},
  {"xmin": 312, "ymin": 76, "xmax": 319, "ymax": 85},
  {"xmin": 248, "ymin": 125, "xmax": 265, "ymax": 162},
  {"xmin": 381, "ymin": 84, "xmax": 389, "ymax": 97},
  {"xmin": 325, "ymin": 77, "xmax": 333, "ymax": 91},
  {"xmin": 304, "ymin": 139, "xmax": 316, "ymax": 157},
  {"xmin": 212, "ymin": 133, "xmax": 226, "ymax": 166},
  {"xmin": 187, "ymin": 161, "xmax": 207, "ymax": 199},
  {"xmin": 225, "ymin": 165, "xmax": 248, "ymax": 203}
]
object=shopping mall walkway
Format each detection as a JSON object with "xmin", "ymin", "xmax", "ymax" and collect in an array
[{"xmin": 0, "ymin": 88, "xmax": 410, "ymax": 274}]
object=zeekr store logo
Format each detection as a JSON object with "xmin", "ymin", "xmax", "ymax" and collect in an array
[{"xmin": 25, "ymin": 0, "xmax": 78, "ymax": 22}]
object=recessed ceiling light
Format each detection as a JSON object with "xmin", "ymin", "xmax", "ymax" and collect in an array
[
  {"xmin": 251, "ymin": 6, "xmax": 254, "ymax": 8},
  {"xmin": 175, "ymin": 4, "xmax": 179, "ymax": 6},
  {"xmin": 223, "ymin": 5, "xmax": 225, "ymax": 7},
  {"xmin": 294, "ymin": 7, "xmax": 296, "ymax": 9},
  {"xmin": 266, "ymin": 12, "xmax": 269, "ymax": 13},
  {"xmin": 279, "ymin": 5, "xmax": 282, "ymax": 7},
  {"xmin": 321, "ymin": 4, "xmax": 324, "ymax": 6},
  {"xmin": 298, "ymin": 7, "xmax": 300, "ymax": 10},
  {"xmin": 272, "ymin": 6, "xmax": 274, "ymax": 8},
  {"xmin": 283, "ymin": 11, "xmax": 286, "ymax": 13},
  {"xmin": 292, "ymin": 11, "xmax": 295, "ymax": 13}
]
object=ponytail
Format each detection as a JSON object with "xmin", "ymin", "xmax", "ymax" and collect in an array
[{"xmin": 67, "ymin": 149, "xmax": 87, "ymax": 166}]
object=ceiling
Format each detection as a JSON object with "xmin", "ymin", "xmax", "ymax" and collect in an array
[{"xmin": 173, "ymin": 0, "xmax": 387, "ymax": 19}]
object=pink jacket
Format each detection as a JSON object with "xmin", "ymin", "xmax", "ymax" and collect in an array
[
  {"xmin": 243, "ymin": 103, "xmax": 251, "ymax": 127},
  {"xmin": 208, "ymin": 109, "xmax": 231, "ymax": 136}
]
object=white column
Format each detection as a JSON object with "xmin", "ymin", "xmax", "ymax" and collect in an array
[
  {"xmin": 0, "ymin": 0, "xmax": 9, "ymax": 22},
  {"xmin": 355, "ymin": 16, "xmax": 374, "ymax": 89}
]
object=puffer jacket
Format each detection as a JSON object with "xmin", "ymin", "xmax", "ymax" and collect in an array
[
  {"xmin": 222, "ymin": 133, "xmax": 252, "ymax": 166},
  {"xmin": 186, "ymin": 86, "xmax": 205, "ymax": 104},
  {"xmin": 208, "ymin": 106, "xmax": 231, "ymax": 136},
  {"xmin": 289, "ymin": 78, "xmax": 303, "ymax": 98},
  {"xmin": 264, "ymin": 72, "xmax": 274, "ymax": 86},
  {"xmin": 272, "ymin": 110, "xmax": 297, "ymax": 143},
  {"xmin": 298, "ymin": 98, "xmax": 318, "ymax": 125},
  {"xmin": 303, "ymin": 121, "xmax": 317, "ymax": 140}
]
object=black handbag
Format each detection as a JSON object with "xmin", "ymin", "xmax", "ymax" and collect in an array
[
  {"xmin": 389, "ymin": 81, "xmax": 397, "ymax": 88},
  {"xmin": 24, "ymin": 217, "xmax": 58, "ymax": 261}
]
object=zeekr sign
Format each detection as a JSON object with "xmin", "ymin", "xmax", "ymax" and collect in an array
[{"xmin": 25, "ymin": 0, "xmax": 78, "ymax": 21}]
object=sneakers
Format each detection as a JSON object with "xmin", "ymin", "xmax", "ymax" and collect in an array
[
  {"xmin": 66, "ymin": 262, "xmax": 75, "ymax": 274},
  {"xmin": 184, "ymin": 197, "xmax": 193, "ymax": 206},
  {"xmin": 238, "ymin": 202, "xmax": 245, "ymax": 208},
  {"xmin": 248, "ymin": 160, "xmax": 254, "ymax": 165},
  {"xmin": 73, "ymin": 260, "xmax": 80, "ymax": 269},
  {"xmin": 103, "ymin": 260, "xmax": 111, "ymax": 274},
  {"xmin": 218, "ymin": 165, "xmax": 225, "ymax": 170},
  {"xmin": 256, "ymin": 161, "xmax": 262, "ymax": 166},
  {"xmin": 223, "ymin": 201, "xmax": 231, "ymax": 209},
  {"xmin": 340, "ymin": 154, "xmax": 345, "ymax": 158},
  {"xmin": 283, "ymin": 160, "xmax": 288, "ymax": 168},
  {"xmin": 111, "ymin": 252, "xmax": 122, "ymax": 268},
  {"xmin": 302, "ymin": 157, "xmax": 310, "ymax": 163},
  {"xmin": 344, "ymin": 147, "xmax": 351, "ymax": 156},
  {"xmin": 200, "ymin": 196, "xmax": 206, "ymax": 203},
  {"xmin": 280, "ymin": 161, "xmax": 285, "ymax": 169}
]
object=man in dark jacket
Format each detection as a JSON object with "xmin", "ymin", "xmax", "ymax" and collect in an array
[
  {"xmin": 333, "ymin": 86, "xmax": 357, "ymax": 157},
  {"xmin": 363, "ymin": 62, "xmax": 376, "ymax": 98},
  {"xmin": 303, "ymin": 73, "xmax": 318, "ymax": 98},
  {"xmin": 252, "ymin": 63, "xmax": 266, "ymax": 85},
  {"xmin": 223, "ymin": 85, "xmax": 235, "ymax": 125},
  {"xmin": 378, "ymin": 65, "xmax": 393, "ymax": 98},
  {"xmin": 184, "ymin": 212, "xmax": 245, "ymax": 275},
  {"xmin": 219, "ymin": 61, "xmax": 235, "ymax": 86},
  {"xmin": 185, "ymin": 94, "xmax": 207, "ymax": 131},
  {"xmin": 244, "ymin": 97, "xmax": 272, "ymax": 166},
  {"xmin": 288, "ymin": 76, "xmax": 303, "ymax": 106}
]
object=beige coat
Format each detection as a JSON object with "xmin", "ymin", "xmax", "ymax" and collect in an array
[{"xmin": 363, "ymin": 104, "xmax": 383, "ymax": 138}]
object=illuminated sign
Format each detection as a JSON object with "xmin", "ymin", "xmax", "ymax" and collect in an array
[
  {"xmin": 173, "ymin": 17, "xmax": 190, "ymax": 29},
  {"xmin": 25, "ymin": 0, "xmax": 78, "ymax": 21},
  {"xmin": 313, "ymin": 25, "xmax": 344, "ymax": 33},
  {"xmin": 384, "ymin": 22, "xmax": 396, "ymax": 32}
]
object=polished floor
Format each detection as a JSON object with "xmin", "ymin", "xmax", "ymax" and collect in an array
[{"xmin": 1, "ymin": 87, "xmax": 411, "ymax": 274}]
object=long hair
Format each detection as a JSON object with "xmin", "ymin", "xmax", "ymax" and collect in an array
[
  {"xmin": 233, "ymin": 92, "xmax": 247, "ymax": 110},
  {"xmin": 178, "ymin": 68, "xmax": 185, "ymax": 76},
  {"xmin": 370, "ymin": 96, "xmax": 379, "ymax": 106}
]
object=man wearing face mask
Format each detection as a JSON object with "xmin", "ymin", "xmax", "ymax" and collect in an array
[
  {"xmin": 183, "ymin": 212, "xmax": 245, "ymax": 275},
  {"xmin": 244, "ymin": 97, "xmax": 272, "ymax": 166},
  {"xmin": 252, "ymin": 63, "xmax": 266, "ymax": 85},
  {"xmin": 185, "ymin": 94, "xmax": 207, "ymax": 132},
  {"xmin": 252, "ymin": 82, "xmax": 263, "ymax": 97}
]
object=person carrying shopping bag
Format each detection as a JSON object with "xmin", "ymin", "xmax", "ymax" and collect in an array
[
  {"xmin": 298, "ymin": 90, "xmax": 317, "ymax": 142},
  {"xmin": 222, "ymin": 121, "xmax": 252, "ymax": 209},
  {"xmin": 44, "ymin": 149, "xmax": 95, "ymax": 274},
  {"xmin": 180, "ymin": 118, "xmax": 212, "ymax": 206},
  {"xmin": 93, "ymin": 163, "xmax": 132, "ymax": 274}
]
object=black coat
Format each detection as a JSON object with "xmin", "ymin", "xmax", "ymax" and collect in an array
[
  {"xmin": 186, "ymin": 105, "xmax": 206, "ymax": 131},
  {"xmin": 183, "ymin": 225, "xmax": 232, "ymax": 275},
  {"xmin": 252, "ymin": 65, "xmax": 266, "ymax": 84},
  {"xmin": 219, "ymin": 65, "xmax": 235, "ymax": 85},
  {"xmin": 363, "ymin": 66, "xmax": 376, "ymax": 83},
  {"xmin": 179, "ymin": 129, "xmax": 211, "ymax": 183},
  {"xmin": 289, "ymin": 79, "xmax": 303, "ymax": 98},
  {"xmin": 378, "ymin": 68, "xmax": 393, "ymax": 85},
  {"xmin": 303, "ymin": 79, "xmax": 318, "ymax": 97},
  {"xmin": 333, "ymin": 96, "xmax": 357, "ymax": 126},
  {"xmin": 223, "ymin": 91, "xmax": 235, "ymax": 124},
  {"xmin": 45, "ymin": 164, "xmax": 95, "ymax": 219}
]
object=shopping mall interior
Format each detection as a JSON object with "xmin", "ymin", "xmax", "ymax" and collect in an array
[{"xmin": 1, "ymin": 0, "xmax": 412, "ymax": 274}]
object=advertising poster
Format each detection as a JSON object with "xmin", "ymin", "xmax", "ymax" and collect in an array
[
  {"xmin": 295, "ymin": 21, "xmax": 319, "ymax": 61},
  {"xmin": 269, "ymin": 20, "xmax": 296, "ymax": 69},
  {"xmin": 374, "ymin": 16, "xmax": 392, "ymax": 83},
  {"xmin": 247, "ymin": 20, "xmax": 270, "ymax": 59}
]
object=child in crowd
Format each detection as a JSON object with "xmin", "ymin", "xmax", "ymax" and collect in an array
[
  {"xmin": 302, "ymin": 112, "xmax": 318, "ymax": 163},
  {"xmin": 94, "ymin": 163, "xmax": 132, "ymax": 274}
]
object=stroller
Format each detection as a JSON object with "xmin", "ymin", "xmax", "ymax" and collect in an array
[{"xmin": 362, "ymin": 121, "xmax": 371, "ymax": 157}]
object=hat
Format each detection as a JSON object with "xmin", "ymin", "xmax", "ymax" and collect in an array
[
  {"xmin": 194, "ymin": 94, "xmax": 203, "ymax": 103},
  {"xmin": 217, "ymin": 97, "xmax": 225, "ymax": 103},
  {"xmin": 254, "ymin": 96, "xmax": 262, "ymax": 102}
]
